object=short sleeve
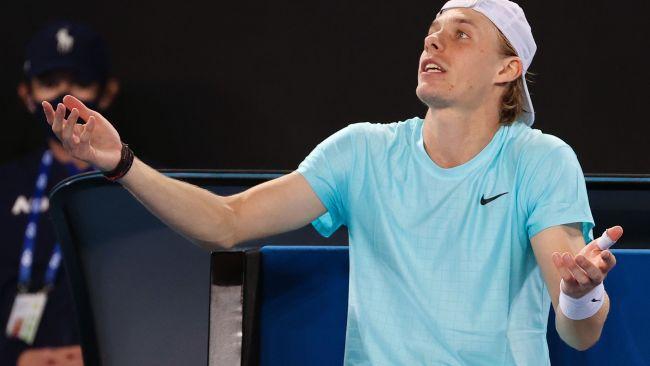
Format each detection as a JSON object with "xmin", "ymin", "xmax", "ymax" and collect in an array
[
  {"xmin": 523, "ymin": 145, "xmax": 595, "ymax": 242},
  {"xmin": 297, "ymin": 124, "xmax": 360, "ymax": 237}
]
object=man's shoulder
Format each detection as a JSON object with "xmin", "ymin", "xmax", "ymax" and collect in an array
[
  {"xmin": 502, "ymin": 123, "xmax": 583, "ymax": 187},
  {"xmin": 505, "ymin": 122, "xmax": 576, "ymax": 164}
]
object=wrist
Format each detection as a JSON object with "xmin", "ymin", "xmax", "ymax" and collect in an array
[
  {"xmin": 103, "ymin": 143, "xmax": 135, "ymax": 181},
  {"xmin": 559, "ymin": 280, "xmax": 605, "ymax": 320}
]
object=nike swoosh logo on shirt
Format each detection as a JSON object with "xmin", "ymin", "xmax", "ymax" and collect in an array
[{"xmin": 480, "ymin": 192, "xmax": 509, "ymax": 205}]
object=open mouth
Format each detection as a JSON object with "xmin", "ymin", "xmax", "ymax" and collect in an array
[{"xmin": 422, "ymin": 62, "xmax": 445, "ymax": 73}]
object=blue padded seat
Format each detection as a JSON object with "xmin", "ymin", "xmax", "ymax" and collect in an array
[
  {"xmin": 259, "ymin": 246, "xmax": 349, "ymax": 366},
  {"xmin": 258, "ymin": 246, "xmax": 649, "ymax": 365}
]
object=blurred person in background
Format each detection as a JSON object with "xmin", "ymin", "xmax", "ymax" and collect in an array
[{"xmin": 0, "ymin": 20, "xmax": 118, "ymax": 366}]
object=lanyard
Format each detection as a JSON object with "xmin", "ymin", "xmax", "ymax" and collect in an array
[{"xmin": 17, "ymin": 150, "xmax": 84, "ymax": 292}]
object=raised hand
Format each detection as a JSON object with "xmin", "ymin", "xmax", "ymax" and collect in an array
[
  {"xmin": 43, "ymin": 95, "xmax": 123, "ymax": 172},
  {"xmin": 552, "ymin": 226, "xmax": 623, "ymax": 298}
]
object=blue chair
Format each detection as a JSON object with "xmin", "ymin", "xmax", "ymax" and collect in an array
[
  {"xmin": 259, "ymin": 246, "xmax": 349, "ymax": 365},
  {"xmin": 258, "ymin": 246, "xmax": 650, "ymax": 365}
]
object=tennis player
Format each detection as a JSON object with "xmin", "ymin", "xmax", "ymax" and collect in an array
[{"xmin": 43, "ymin": 0, "xmax": 621, "ymax": 364}]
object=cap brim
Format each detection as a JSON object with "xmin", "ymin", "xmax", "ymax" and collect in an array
[
  {"xmin": 520, "ymin": 74, "xmax": 535, "ymax": 126},
  {"xmin": 28, "ymin": 58, "xmax": 77, "ymax": 76},
  {"xmin": 28, "ymin": 59, "xmax": 104, "ymax": 83}
]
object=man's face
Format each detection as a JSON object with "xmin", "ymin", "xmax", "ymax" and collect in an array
[
  {"xmin": 29, "ymin": 70, "xmax": 101, "ymax": 104},
  {"xmin": 416, "ymin": 8, "xmax": 505, "ymax": 111}
]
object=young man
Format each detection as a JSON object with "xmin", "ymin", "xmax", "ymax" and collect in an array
[
  {"xmin": 43, "ymin": 0, "xmax": 620, "ymax": 364},
  {"xmin": 1, "ymin": 21, "xmax": 118, "ymax": 365}
]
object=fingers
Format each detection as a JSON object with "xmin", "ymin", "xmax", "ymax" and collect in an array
[
  {"xmin": 561, "ymin": 252, "xmax": 592, "ymax": 286},
  {"xmin": 50, "ymin": 103, "xmax": 66, "ymax": 137},
  {"xmin": 605, "ymin": 226, "xmax": 624, "ymax": 242},
  {"xmin": 552, "ymin": 252, "xmax": 579, "ymax": 287},
  {"xmin": 585, "ymin": 225, "xmax": 624, "ymax": 254},
  {"xmin": 555, "ymin": 250, "xmax": 613, "ymax": 291},
  {"xmin": 47, "ymin": 102, "xmax": 83, "ymax": 147},
  {"xmin": 594, "ymin": 225, "xmax": 623, "ymax": 251},
  {"xmin": 61, "ymin": 108, "xmax": 79, "ymax": 143},
  {"xmin": 42, "ymin": 101, "xmax": 55, "ymax": 125},
  {"xmin": 600, "ymin": 250, "xmax": 617, "ymax": 271},
  {"xmin": 63, "ymin": 94, "xmax": 97, "ymax": 121},
  {"xmin": 79, "ymin": 116, "xmax": 96, "ymax": 144},
  {"xmin": 55, "ymin": 102, "xmax": 66, "ymax": 126},
  {"xmin": 72, "ymin": 125, "xmax": 84, "ymax": 144},
  {"xmin": 582, "ymin": 241, "xmax": 600, "ymax": 255},
  {"xmin": 575, "ymin": 255, "xmax": 604, "ymax": 284}
]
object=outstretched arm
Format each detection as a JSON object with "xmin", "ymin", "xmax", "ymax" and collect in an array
[
  {"xmin": 43, "ymin": 96, "xmax": 326, "ymax": 250},
  {"xmin": 531, "ymin": 224, "xmax": 621, "ymax": 350}
]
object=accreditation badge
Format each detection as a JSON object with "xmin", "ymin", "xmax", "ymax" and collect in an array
[{"xmin": 5, "ymin": 291, "xmax": 48, "ymax": 345}]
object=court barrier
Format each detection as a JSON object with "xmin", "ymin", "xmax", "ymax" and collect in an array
[{"xmin": 232, "ymin": 246, "xmax": 649, "ymax": 365}]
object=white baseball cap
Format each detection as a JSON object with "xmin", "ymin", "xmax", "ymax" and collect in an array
[{"xmin": 439, "ymin": 0, "xmax": 537, "ymax": 126}]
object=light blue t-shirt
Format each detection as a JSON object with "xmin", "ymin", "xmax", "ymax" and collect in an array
[{"xmin": 297, "ymin": 117, "xmax": 594, "ymax": 366}]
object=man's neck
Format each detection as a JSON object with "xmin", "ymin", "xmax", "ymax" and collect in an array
[
  {"xmin": 47, "ymin": 139, "xmax": 91, "ymax": 171},
  {"xmin": 421, "ymin": 105, "xmax": 501, "ymax": 169}
]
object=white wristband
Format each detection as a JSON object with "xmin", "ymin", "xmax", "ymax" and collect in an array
[{"xmin": 559, "ymin": 280, "xmax": 605, "ymax": 320}]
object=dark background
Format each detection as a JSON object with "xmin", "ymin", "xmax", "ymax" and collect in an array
[{"xmin": 1, "ymin": 0, "xmax": 648, "ymax": 173}]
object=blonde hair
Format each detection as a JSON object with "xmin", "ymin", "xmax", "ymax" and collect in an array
[{"xmin": 496, "ymin": 30, "xmax": 530, "ymax": 125}]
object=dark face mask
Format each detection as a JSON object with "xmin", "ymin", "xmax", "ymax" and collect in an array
[{"xmin": 33, "ymin": 95, "xmax": 100, "ymax": 143}]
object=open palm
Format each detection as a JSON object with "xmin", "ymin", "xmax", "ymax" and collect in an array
[
  {"xmin": 553, "ymin": 226, "xmax": 622, "ymax": 298},
  {"xmin": 43, "ymin": 95, "xmax": 122, "ymax": 172}
]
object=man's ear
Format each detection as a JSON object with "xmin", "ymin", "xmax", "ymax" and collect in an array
[
  {"xmin": 17, "ymin": 82, "xmax": 36, "ymax": 113},
  {"xmin": 494, "ymin": 56, "xmax": 522, "ymax": 84},
  {"xmin": 98, "ymin": 77, "xmax": 120, "ymax": 110}
]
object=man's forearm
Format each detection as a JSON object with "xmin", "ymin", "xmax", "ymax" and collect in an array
[
  {"xmin": 555, "ymin": 293, "xmax": 610, "ymax": 351},
  {"xmin": 119, "ymin": 158, "xmax": 238, "ymax": 249}
]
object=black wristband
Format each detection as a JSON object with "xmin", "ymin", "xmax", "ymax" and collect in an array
[{"xmin": 104, "ymin": 143, "xmax": 135, "ymax": 182}]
